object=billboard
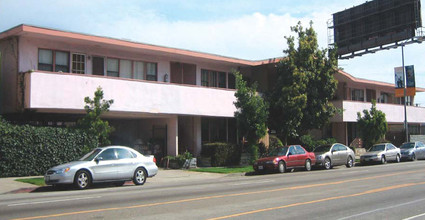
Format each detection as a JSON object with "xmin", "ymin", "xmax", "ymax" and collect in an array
[
  {"xmin": 394, "ymin": 65, "xmax": 416, "ymax": 97},
  {"xmin": 332, "ymin": 0, "xmax": 422, "ymax": 57}
]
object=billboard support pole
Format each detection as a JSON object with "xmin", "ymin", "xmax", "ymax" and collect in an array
[{"xmin": 401, "ymin": 44, "xmax": 409, "ymax": 143}]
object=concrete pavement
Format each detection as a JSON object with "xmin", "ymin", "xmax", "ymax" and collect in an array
[{"xmin": 0, "ymin": 169, "xmax": 232, "ymax": 195}]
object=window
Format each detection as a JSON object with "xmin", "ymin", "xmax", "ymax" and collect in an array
[
  {"xmin": 38, "ymin": 49, "xmax": 70, "ymax": 72},
  {"xmin": 351, "ymin": 89, "xmax": 364, "ymax": 101},
  {"xmin": 218, "ymin": 72, "xmax": 227, "ymax": 88},
  {"xmin": 380, "ymin": 92, "xmax": 389, "ymax": 103},
  {"xmin": 288, "ymin": 146, "xmax": 297, "ymax": 155},
  {"xmin": 120, "ymin": 59, "xmax": 132, "ymax": 79},
  {"xmin": 134, "ymin": 61, "xmax": 144, "ymax": 80},
  {"xmin": 210, "ymin": 71, "xmax": 217, "ymax": 87},
  {"xmin": 98, "ymin": 149, "xmax": 117, "ymax": 160},
  {"xmin": 146, "ymin": 63, "xmax": 157, "ymax": 81},
  {"xmin": 72, "ymin": 53, "xmax": 86, "ymax": 74},
  {"xmin": 38, "ymin": 49, "xmax": 53, "ymax": 71},
  {"xmin": 107, "ymin": 58, "xmax": 119, "ymax": 77},
  {"xmin": 228, "ymin": 73, "xmax": 236, "ymax": 89},
  {"xmin": 295, "ymin": 146, "xmax": 306, "ymax": 154},
  {"xmin": 116, "ymin": 148, "xmax": 133, "ymax": 159},
  {"xmin": 201, "ymin": 70, "xmax": 209, "ymax": 86},
  {"xmin": 92, "ymin": 56, "xmax": 104, "ymax": 76}
]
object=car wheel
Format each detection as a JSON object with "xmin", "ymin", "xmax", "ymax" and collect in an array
[
  {"xmin": 346, "ymin": 156, "xmax": 354, "ymax": 168},
  {"xmin": 114, "ymin": 181, "xmax": 126, "ymax": 187},
  {"xmin": 411, "ymin": 153, "xmax": 416, "ymax": 161},
  {"xmin": 74, "ymin": 170, "xmax": 91, "ymax": 190},
  {"xmin": 324, "ymin": 157, "xmax": 331, "ymax": 170},
  {"xmin": 278, "ymin": 161, "xmax": 286, "ymax": 173},
  {"xmin": 396, "ymin": 154, "xmax": 400, "ymax": 163},
  {"xmin": 381, "ymin": 155, "xmax": 386, "ymax": 164},
  {"xmin": 133, "ymin": 167, "xmax": 147, "ymax": 185},
  {"xmin": 305, "ymin": 159, "xmax": 312, "ymax": 171}
]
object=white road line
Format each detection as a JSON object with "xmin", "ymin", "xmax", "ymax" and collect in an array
[
  {"xmin": 8, "ymin": 196, "xmax": 102, "ymax": 207},
  {"xmin": 339, "ymin": 198, "xmax": 425, "ymax": 220},
  {"xmin": 403, "ymin": 212, "xmax": 425, "ymax": 220},
  {"xmin": 230, "ymin": 179, "xmax": 274, "ymax": 186}
]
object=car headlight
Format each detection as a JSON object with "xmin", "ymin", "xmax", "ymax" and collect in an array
[{"xmin": 56, "ymin": 168, "xmax": 70, "ymax": 174}]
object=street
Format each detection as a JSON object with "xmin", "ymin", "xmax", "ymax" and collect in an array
[{"xmin": 1, "ymin": 161, "xmax": 425, "ymax": 220}]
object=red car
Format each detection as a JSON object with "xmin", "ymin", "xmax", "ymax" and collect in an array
[{"xmin": 253, "ymin": 145, "xmax": 316, "ymax": 173}]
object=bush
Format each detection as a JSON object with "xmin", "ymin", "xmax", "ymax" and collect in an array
[
  {"xmin": 268, "ymin": 135, "xmax": 283, "ymax": 154},
  {"xmin": 300, "ymin": 134, "xmax": 336, "ymax": 152},
  {"xmin": 0, "ymin": 118, "xmax": 98, "ymax": 177},
  {"xmin": 163, "ymin": 151, "xmax": 194, "ymax": 168},
  {"xmin": 201, "ymin": 143, "xmax": 241, "ymax": 166}
]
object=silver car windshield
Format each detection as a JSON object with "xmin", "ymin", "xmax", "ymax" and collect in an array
[
  {"xmin": 79, "ymin": 149, "xmax": 102, "ymax": 161},
  {"xmin": 369, "ymin": 145, "xmax": 385, "ymax": 152},
  {"xmin": 400, "ymin": 143, "xmax": 415, "ymax": 149},
  {"xmin": 314, "ymin": 145, "xmax": 331, "ymax": 152}
]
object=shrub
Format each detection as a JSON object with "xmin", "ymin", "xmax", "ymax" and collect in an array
[
  {"xmin": 268, "ymin": 135, "xmax": 283, "ymax": 154},
  {"xmin": 201, "ymin": 143, "xmax": 241, "ymax": 166},
  {"xmin": 300, "ymin": 134, "xmax": 336, "ymax": 152},
  {"xmin": 0, "ymin": 118, "xmax": 98, "ymax": 177}
]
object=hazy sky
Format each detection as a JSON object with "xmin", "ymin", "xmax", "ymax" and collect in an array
[{"xmin": 1, "ymin": 0, "xmax": 424, "ymax": 104}]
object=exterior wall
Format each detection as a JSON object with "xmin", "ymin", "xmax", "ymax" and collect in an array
[
  {"xmin": 332, "ymin": 122, "xmax": 347, "ymax": 145},
  {"xmin": 25, "ymin": 71, "xmax": 237, "ymax": 117},
  {"xmin": 0, "ymin": 37, "xmax": 19, "ymax": 113}
]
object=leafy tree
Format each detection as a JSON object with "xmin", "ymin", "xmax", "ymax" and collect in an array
[
  {"xmin": 268, "ymin": 21, "xmax": 338, "ymax": 144},
  {"xmin": 357, "ymin": 100, "xmax": 388, "ymax": 149},
  {"xmin": 234, "ymin": 71, "xmax": 268, "ymax": 161},
  {"xmin": 77, "ymin": 87, "xmax": 114, "ymax": 146}
]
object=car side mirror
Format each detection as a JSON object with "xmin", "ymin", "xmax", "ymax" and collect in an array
[
  {"xmin": 95, "ymin": 157, "xmax": 103, "ymax": 163},
  {"xmin": 287, "ymin": 152, "xmax": 292, "ymax": 156}
]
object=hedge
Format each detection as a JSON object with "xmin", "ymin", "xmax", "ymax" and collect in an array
[
  {"xmin": 201, "ymin": 142, "xmax": 241, "ymax": 166},
  {"xmin": 0, "ymin": 118, "xmax": 98, "ymax": 177}
]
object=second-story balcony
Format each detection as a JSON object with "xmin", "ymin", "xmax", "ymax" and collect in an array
[
  {"xmin": 331, "ymin": 100, "xmax": 425, "ymax": 123},
  {"xmin": 23, "ymin": 71, "xmax": 237, "ymax": 117}
]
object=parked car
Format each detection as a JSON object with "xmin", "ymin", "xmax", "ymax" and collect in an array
[
  {"xmin": 253, "ymin": 145, "xmax": 316, "ymax": 173},
  {"xmin": 313, "ymin": 143, "xmax": 355, "ymax": 169},
  {"xmin": 400, "ymin": 141, "xmax": 425, "ymax": 161},
  {"xmin": 360, "ymin": 143, "xmax": 400, "ymax": 165},
  {"xmin": 45, "ymin": 146, "xmax": 158, "ymax": 189}
]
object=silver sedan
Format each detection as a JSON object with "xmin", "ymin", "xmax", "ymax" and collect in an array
[
  {"xmin": 360, "ymin": 143, "xmax": 401, "ymax": 165},
  {"xmin": 45, "ymin": 146, "xmax": 158, "ymax": 189},
  {"xmin": 400, "ymin": 141, "xmax": 425, "ymax": 161},
  {"xmin": 314, "ymin": 143, "xmax": 355, "ymax": 169}
]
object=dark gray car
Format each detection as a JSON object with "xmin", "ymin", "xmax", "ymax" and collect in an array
[
  {"xmin": 400, "ymin": 142, "xmax": 425, "ymax": 161},
  {"xmin": 313, "ymin": 143, "xmax": 355, "ymax": 169}
]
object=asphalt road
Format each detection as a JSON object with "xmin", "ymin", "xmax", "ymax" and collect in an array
[{"xmin": 1, "ymin": 161, "xmax": 425, "ymax": 220}]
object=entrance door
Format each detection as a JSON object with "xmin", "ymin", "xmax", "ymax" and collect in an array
[
  {"xmin": 170, "ymin": 62, "xmax": 196, "ymax": 85},
  {"xmin": 92, "ymin": 56, "xmax": 104, "ymax": 76}
]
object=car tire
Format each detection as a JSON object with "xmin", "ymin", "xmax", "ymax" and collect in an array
[
  {"xmin": 346, "ymin": 156, "xmax": 354, "ymax": 168},
  {"xmin": 133, "ymin": 167, "xmax": 147, "ymax": 185},
  {"xmin": 324, "ymin": 157, "xmax": 332, "ymax": 170},
  {"xmin": 278, "ymin": 161, "xmax": 286, "ymax": 173},
  {"xmin": 411, "ymin": 153, "xmax": 416, "ymax": 161},
  {"xmin": 305, "ymin": 159, "xmax": 312, "ymax": 171},
  {"xmin": 396, "ymin": 154, "xmax": 400, "ymax": 163},
  {"xmin": 381, "ymin": 155, "xmax": 386, "ymax": 164},
  {"xmin": 74, "ymin": 170, "xmax": 91, "ymax": 190}
]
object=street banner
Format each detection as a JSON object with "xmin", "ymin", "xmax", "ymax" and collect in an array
[
  {"xmin": 405, "ymin": 65, "xmax": 415, "ymax": 88},
  {"xmin": 394, "ymin": 66, "xmax": 416, "ymax": 97}
]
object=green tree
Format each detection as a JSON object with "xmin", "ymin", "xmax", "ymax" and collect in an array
[
  {"xmin": 77, "ymin": 87, "xmax": 114, "ymax": 146},
  {"xmin": 234, "ymin": 71, "xmax": 268, "ymax": 161},
  {"xmin": 357, "ymin": 100, "xmax": 388, "ymax": 149},
  {"xmin": 268, "ymin": 21, "xmax": 338, "ymax": 143}
]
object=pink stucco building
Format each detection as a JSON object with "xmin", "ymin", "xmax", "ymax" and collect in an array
[{"xmin": 0, "ymin": 24, "xmax": 424, "ymax": 157}]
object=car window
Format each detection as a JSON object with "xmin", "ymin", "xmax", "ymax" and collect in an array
[
  {"xmin": 370, "ymin": 145, "xmax": 385, "ymax": 152},
  {"xmin": 419, "ymin": 142, "xmax": 425, "ymax": 148},
  {"xmin": 337, "ymin": 145, "xmax": 346, "ymax": 151},
  {"xmin": 314, "ymin": 145, "xmax": 331, "ymax": 152},
  {"xmin": 288, "ymin": 146, "xmax": 297, "ymax": 155},
  {"xmin": 80, "ymin": 148, "xmax": 102, "ymax": 161},
  {"xmin": 401, "ymin": 143, "xmax": 415, "ymax": 149},
  {"xmin": 98, "ymin": 149, "xmax": 117, "ymax": 160},
  {"xmin": 278, "ymin": 147, "xmax": 288, "ymax": 156},
  {"xmin": 295, "ymin": 146, "xmax": 306, "ymax": 155},
  {"xmin": 387, "ymin": 144, "xmax": 395, "ymax": 150},
  {"xmin": 116, "ymin": 148, "xmax": 134, "ymax": 159}
]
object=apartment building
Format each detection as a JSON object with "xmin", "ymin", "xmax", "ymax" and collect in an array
[{"xmin": 0, "ymin": 24, "xmax": 423, "ymax": 158}]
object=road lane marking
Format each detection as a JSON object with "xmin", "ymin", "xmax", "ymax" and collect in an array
[
  {"xmin": 8, "ymin": 196, "xmax": 102, "ymax": 207},
  {"xmin": 404, "ymin": 212, "xmax": 425, "ymax": 220},
  {"xmin": 338, "ymin": 198, "xmax": 425, "ymax": 220},
  {"xmin": 11, "ymin": 170, "xmax": 423, "ymax": 220},
  {"xmin": 208, "ymin": 182, "xmax": 425, "ymax": 220}
]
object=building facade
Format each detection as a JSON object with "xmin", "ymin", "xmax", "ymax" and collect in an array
[{"xmin": 0, "ymin": 24, "xmax": 424, "ymax": 158}]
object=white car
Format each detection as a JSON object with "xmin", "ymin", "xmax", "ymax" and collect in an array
[
  {"xmin": 360, "ymin": 143, "xmax": 401, "ymax": 165},
  {"xmin": 45, "ymin": 146, "xmax": 158, "ymax": 189}
]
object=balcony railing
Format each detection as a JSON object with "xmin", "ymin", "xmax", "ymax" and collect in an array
[{"xmin": 24, "ymin": 71, "xmax": 237, "ymax": 117}]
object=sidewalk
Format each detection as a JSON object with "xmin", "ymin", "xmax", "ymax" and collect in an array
[{"xmin": 0, "ymin": 169, "xmax": 232, "ymax": 195}]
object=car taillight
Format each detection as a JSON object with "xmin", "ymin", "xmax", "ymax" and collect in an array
[{"xmin": 153, "ymin": 157, "xmax": 156, "ymax": 163}]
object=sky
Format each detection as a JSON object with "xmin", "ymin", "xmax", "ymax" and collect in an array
[{"xmin": 1, "ymin": 0, "xmax": 424, "ymax": 104}]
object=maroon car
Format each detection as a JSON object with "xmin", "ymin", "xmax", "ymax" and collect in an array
[{"xmin": 253, "ymin": 145, "xmax": 316, "ymax": 173}]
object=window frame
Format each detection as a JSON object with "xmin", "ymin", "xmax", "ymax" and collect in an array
[
  {"xmin": 38, "ymin": 48, "xmax": 70, "ymax": 73},
  {"xmin": 71, "ymin": 53, "xmax": 86, "ymax": 74}
]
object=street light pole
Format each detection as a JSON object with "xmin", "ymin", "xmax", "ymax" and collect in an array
[{"xmin": 401, "ymin": 44, "xmax": 409, "ymax": 142}]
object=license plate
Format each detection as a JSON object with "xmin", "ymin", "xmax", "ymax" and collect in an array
[{"xmin": 258, "ymin": 166, "xmax": 263, "ymax": 170}]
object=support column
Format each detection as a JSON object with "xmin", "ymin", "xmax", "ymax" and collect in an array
[
  {"xmin": 193, "ymin": 116, "xmax": 202, "ymax": 157},
  {"xmin": 167, "ymin": 116, "xmax": 178, "ymax": 156}
]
